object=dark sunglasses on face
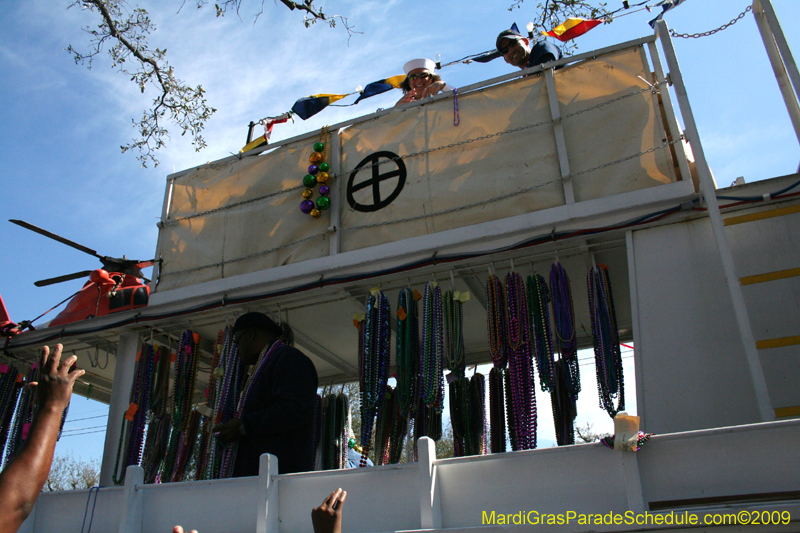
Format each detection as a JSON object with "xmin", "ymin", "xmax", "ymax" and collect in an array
[{"xmin": 407, "ymin": 72, "xmax": 432, "ymax": 81}]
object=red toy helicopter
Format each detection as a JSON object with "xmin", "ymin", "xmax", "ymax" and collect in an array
[{"xmin": 4, "ymin": 220, "xmax": 155, "ymax": 332}]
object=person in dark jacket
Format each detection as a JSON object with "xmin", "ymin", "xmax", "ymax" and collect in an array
[
  {"xmin": 496, "ymin": 28, "xmax": 561, "ymax": 70},
  {"xmin": 213, "ymin": 312, "xmax": 318, "ymax": 476}
]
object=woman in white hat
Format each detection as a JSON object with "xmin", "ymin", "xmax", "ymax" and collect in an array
[{"xmin": 395, "ymin": 58, "xmax": 451, "ymax": 106}]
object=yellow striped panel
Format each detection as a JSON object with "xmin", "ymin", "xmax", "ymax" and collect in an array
[
  {"xmin": 724, "ymin": 204, "xmax": 800, "ymax": 226},
  {"xmin": 740, "ymin": 267, "xmax": 800, "ymax": 285},
  {"xmin": 756, "ymin": 335, "xmax": 800, "ymax": 349},
  {"xmin": 774, "ymin": 405, "xmax": 800, "ymax": 418}
]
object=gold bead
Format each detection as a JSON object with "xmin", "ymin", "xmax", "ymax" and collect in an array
[
  {"xmin": 316, "ymin": 171, "xmax": 330, "ymax": 184},
  {"xmin": 302, "ymin": 188, "xmax": 313, "ymax": 199},
  {"xmin": 309, "ymin": 152, "xmax": 324, "ymax": 164},
  {"xmin": 310, "ymin": 208, "xmax": 321, "ymax": 218}
]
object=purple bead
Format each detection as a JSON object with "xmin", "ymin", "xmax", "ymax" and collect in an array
[
  {"xmin": 308, "ymin": 164, "xmax": 319, "ymax": 175},
  {"xmin": 319, "ymin": 185, "xmax": 330, "ymax": 196},
  {"xmin": 300, "ymin": 199, "xmax": 314, "ymax": 214}
]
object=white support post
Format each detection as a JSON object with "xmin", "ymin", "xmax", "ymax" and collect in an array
[
  {"xmin": 152, "ymin": 176, "xmax": 175, "ymax": 291},
  {"xmin": 753, "ymin": 0, "xmax": 800, "ymax": 146},
  {"xmin": 656, "ymin": 21, "xmax": 774, "ymax": 423},
  {"xmin": 417, "ymin": 437, "xmax": 442, "ymax": 530},
  {"xmin": 329, "ymin": 129, "xmax": 342, "ymax": 256},
  {"xmin": 646, "ymin": 41, "xmax": 693, "ymax": 187},
  {"xmin": 620, "ymin": 452, "xmax": 646, "ymax": 513},
  {"xmin": 256, "ymin": 453, "xmax": 280, "ymax": 533},
  {"xmin": 99, "ymin": 331, "xmax": 140, "ymax": 487},
  {"xmin": 544, "ymin": 69, "xmax": 575, "ymax": 205},
  {"xmin": 118, "ymin": 465, "xmax": 144, "ymax": 533}
]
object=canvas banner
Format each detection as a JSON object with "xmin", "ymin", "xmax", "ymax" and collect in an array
[
  {"xmin": 156, "ymin": 140, "xmax": 330, "ymax": 291},
  {"xmin": 337, "ymin": 46, "xmax": 674, "ymax": 253}
]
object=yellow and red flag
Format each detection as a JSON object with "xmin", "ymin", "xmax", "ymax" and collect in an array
[{"xmin": 543, "ymin": 18, "xmax": 603, "ymax": 42}]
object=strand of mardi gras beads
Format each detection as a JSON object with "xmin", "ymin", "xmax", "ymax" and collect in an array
[
  {"xmin": 469, "ymin": 373, "xmax": 488, "ymax": 456},
  {"xmin": 142, "ymin": 344, "xmax": 173, "ymax": 483},
  {"xmin": 5, "ymin": 364, "xmax": 38, "ymax": 467},
  {"xmin": 448, "ymin": 376, "xmax": 469, "ymax": 457},
  {"xmin": 197, "ymin": 330, "xmax": 224, "ymax": 481},
  {"xmin": 486, "ymin": 274, "xmax": 508, "ymax": 368},
  {"xmin": 359, "ymin": 291, "xmax": 391, "ymax": 466},
  {"xmin": 588, "ymin": 265, "xmax": 625, "ymax": 418},
  {"xmin": 444, "ymin": 291, "xmax": 466, "ymax": 376},
  {"xmin": 172, "ymin": 409, "xmax": 202, "ymax": 482},
  {"xmin": 420, "ymin": 282, "xmax": 444, "ymax": 411},
  {"xmin": 395, "ymin": 288, "xmax": 419, "ymax": 419},
  {"xmin": 527, "ymin": 274, "xmax": 556, "ymax": 393},
  {"xmin": 550, "ymin": 262, "xmax": 581, "ymax": 401},
  {"xmin": 503, "ymin": 361, "xmax": 517, "ymax": 451},
  {"xmin": 312, "ymin": 394, "xmax": 322, "ymax": 471},
  {"xmin": 505, "ymin": 271, "xmax": 537, "ymax": 451},
  {"xmin": 374, "ymin": 386, "xmax": 395, "ymax": 466},
  {"xmin": 387, "ymin": 390, "xmax": 407, "ymax": 464},
  {"xmin": 488, "ymin": 366, "xmax": 506, "ymax": 453},
  {"xmin": 551, "ymin": 358, "xmax": 577, "ymax": 446},
  {"xmin": 126, "ymin": 342, "xmax": 154, "ymax": 470},
  {"xmin": 0, "ymin": 366, "xmax": 22, "ymax": 461},
  {"xmin": 217, "ymin": 327, "xmax": 242, "ymax": 479}
]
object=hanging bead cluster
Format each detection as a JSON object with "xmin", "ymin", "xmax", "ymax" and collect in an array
[
  {"xmin": 420, "ymin": 282, "xmax": 444, "ymax": 412},
  {"xmin": 486, "ymin": 273, "xmax": 509, "ymax": 454},
  {"xmin": 359, "ymin": 290, "xmax": 391, "ymax": 467},
  {"xmin": 141, "ymin": 344, "xmax": 172, "ymax": 483},
  {"xmin": 0, "ymin": 364, "xmax": 24, "ymax": 467},
  {"xmin": 588, "ymin": 264, "xmax": 625, "ymax": 418},
  {"xmin": 444, "ymin": 290, "xmax": 466, "ymax": 377},
  {"xmin": 4, "ymin": 363, "xmax": 39, "ymax": 467},
  {"xmin": 300, "ymin": 126, "xmax": 332, "ymax": 218},
  {"xmin": 449, "ymin": 373, "xmax": 488, "ymax": 457},
  {"xmin": 505, "ymin": 271, "xmax": 537, "ymax": 451},
  {"xmin": 317, "ymin": 392, "xmax": 349, "ymax": 470},
  {"xmin": 395, "ymin": 288, "xmax": 420, "ymax": 419},
  {"xmin": 527, "ymin": 274, "xmax": 556, "ymax": 392}
]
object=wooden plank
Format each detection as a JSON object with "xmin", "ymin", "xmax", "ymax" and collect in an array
[{"xmin": 756, "ymin": 335, "xmax": 800, "ymax": 349}]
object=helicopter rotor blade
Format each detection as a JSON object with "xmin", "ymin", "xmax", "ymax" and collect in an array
[
  {"xmin": 9, "ymin": 220, "xmax": 103, "ymax": 260},
  {"xmin": 34, "ymin": 270, "xmax": 94, "ymax": 287}
]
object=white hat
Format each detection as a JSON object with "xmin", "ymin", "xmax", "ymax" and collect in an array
[{"xmin": 403, "ymin": 58, "xmax": 436, "ymax": 75}]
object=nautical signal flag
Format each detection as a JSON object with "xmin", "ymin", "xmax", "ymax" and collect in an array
[
  {"xmin": 354, "ymin": 75, "xmax": 406, "ymax": 104},
  {"xmin": 291, "ymin": 94, "xmax": 349, "ymax": 120},
  {"xmin": 543, "ymin": 18, "xmax": 603, "ymax": 42},
  {"xmin": 649, "ymin": 0, "xmax": 687, "ymax": 28}
]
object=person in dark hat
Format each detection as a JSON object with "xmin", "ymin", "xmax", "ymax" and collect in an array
[
  {"xmin": 213, "ymin": 312, "xmax": 318, "ymax": 476},
  {"xmin": 496, "ymin": 29, "xmax": 561, "ymax": 70}
]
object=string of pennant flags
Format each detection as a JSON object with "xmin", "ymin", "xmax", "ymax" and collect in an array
[{"xmin": 241, "ymin": 0, "xmax": 690, "ymax": 153}]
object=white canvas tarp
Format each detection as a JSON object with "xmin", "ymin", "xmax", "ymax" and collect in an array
[{"xmin": 155, "ymin": 46, "xmax": 676, "ymax": 292}]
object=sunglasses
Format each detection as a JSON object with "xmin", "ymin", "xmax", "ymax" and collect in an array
[{"xmin": 407, "ymin": 72, "xmax": 432, "ymax": 81}]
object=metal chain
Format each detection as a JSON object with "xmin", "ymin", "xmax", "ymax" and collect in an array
[{"xmin": 670, "ymin": 5, "xmax": 752, "ymax": 39}]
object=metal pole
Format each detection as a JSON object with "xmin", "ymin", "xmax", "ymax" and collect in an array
[
  {"xmin": 753, "ymin": 0, "xmax": 800, "ymax": 146},
  {"xmin": 656, "ymin": 20, "xmax": 774, "ymax": 423}
]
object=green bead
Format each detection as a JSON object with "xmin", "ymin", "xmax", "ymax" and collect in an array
[
  {"xmin": 303, "ymin": 174, "xmax": 317, "ymax": 188},
  {"xmin": 313, "ymin": 142, "xmax": 325, "ymax": 153},
  {"xmin": 318, "ymin": 162, "xmax": 330, "ymax": 172},
  {"xmin": 316, "ymin": 196, "xmax": 331, "ymax": 210},
  {"xmin": 348, "ymin": 438, "xmax": 356, "ymax": 448}
]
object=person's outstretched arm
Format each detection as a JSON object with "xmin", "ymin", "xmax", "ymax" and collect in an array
[{"xmin": 0, "ymin": 344, "xmax": 84, "ymax": 533}]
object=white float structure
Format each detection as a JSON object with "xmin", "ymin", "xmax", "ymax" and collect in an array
[{"xmin": 7, "ymin": 2, "xmax": 800, "ymax": 531}]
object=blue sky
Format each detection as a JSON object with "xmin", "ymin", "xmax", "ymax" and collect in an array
[{"xmin": 1, "ymin": 0, "xmax": 799, "ymax": 461}]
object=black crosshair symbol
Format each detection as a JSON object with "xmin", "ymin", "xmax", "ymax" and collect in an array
[{"xmin": 346, "ymin": 151, "xmax": 407, "ymax": 213}]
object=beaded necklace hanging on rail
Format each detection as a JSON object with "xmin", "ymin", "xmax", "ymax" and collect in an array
[
  {"xmin": 443, "ymin": 290, "xmax": 466, "ymax": 377},
  {"xmin": 373, "ymin": 385, "xmax": 395, "ymax": 466},
  {"xmin": 470, "ymin": 373, "xmax": 488, "ymax": 456},
  {"xmin": 420, "ymin": 282, "xmax": 444, "ymax": 412},
  {"xmin": 505, "ymin": 271, "xmax": 537, "ymax": 451},
  {"xmin": 588, "ymin": 264, "xmax": 625, "ymax": 418},
  {"xmin": 141, "ymin": 344, "xmax": 173, "ymax": 483},
  {"xmin": 0, "ymin": 364, "xmax": 22, "ymax": 461},
  {"xmin": 551, "ymin": 358, "xmax": 577, "ymax": 445},
  {"xmin": 486, "ymin": 273, "xmax": 509, "ymax": 454},
  {"xmin": 449, "ymin": 376, "xmax": 470, "ymax": 457},
  {"xmin": 4, "ymin": 363, "xmax": 39, "ymax": 467},
  {"xmin": 395, "ymin": 288, "xmax": 420, "ymax": 419},
  {"xmin": 214, "ymin": 327, "xmax": 243, "ymax": 479},
  {"xmin": 386, "ymin": 388, "xmax": 407, "ymax": 464},
  {"xmin": 550, "ymin": 262, "xmax": 580, "ymax": 400},
  {"xmin": 161, "ymin": 330, "xmax": 201, "ymax": 483},
  {"xmin": 359, "ymin": 290, "xmax": 391, "ymax": 467},
  {"xmin": 320, "ymin": 393, "xmax": 349, "ymax": 470},
  {"xmin": 527, "ymin": 273, "xmax": 556, "ymax": 392},
  {"xmin": 113, "ymin": 340, "xmax": 155, "ymax": 485}
]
